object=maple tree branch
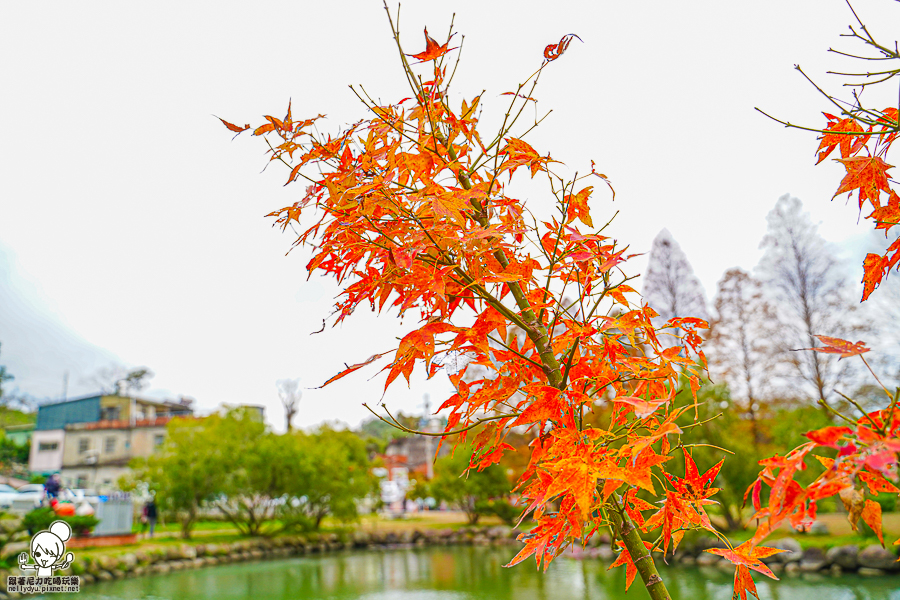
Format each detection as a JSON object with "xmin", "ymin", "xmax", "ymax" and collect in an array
[
  {"xmin": 559, "ymin": 338, "xmax": 581, "ymax": 397},
  {"xmin": 486, "ymin": 333, "xmax": 546, "ymax": 371},
  {"xmin": 678, "ymin": 412, "xmax": 724, "ymax": 432},
  {"xmin": 858, "ymin": 354, "xmax": 893, "ymax": 400},
  {"xmin": 794, "ymin": 64, "xmax": 852, "ymax": 114},
  {"xmin": 834, "ymin": 389, "xmax": 883, "ymax": 433},
  {"xmin": 816, "ymin": 398, "xmax": 858, "ymax": 426},
  {"xmin": 383, "ymin": 2, "xmax": 425, "ymax": 104},
  {"xmin": 538, "ymin": 179, "xmax": 576, "ymax": 324},
  {"xmin": 681, "ymin": 443, "xmax": 734, "ymax": 455},
  {"xmin": 607, "ymin": 494, "xmax": 672, "ymax": 600},
  {"xmin": 436, "ymin": 131, "xmax": 565, "ymax": 388},
  {"xmin": 363, "ymin": 402, "xmax": 517, "ymax": 437}
]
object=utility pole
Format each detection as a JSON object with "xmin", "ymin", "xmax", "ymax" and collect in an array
[
  {"xmin": 420, "ymin": 393, "xmax": 434, "ymax": 480},
  {"xmin": 61, "ymin": 371, "xmax": 68, "ymax": 402}
]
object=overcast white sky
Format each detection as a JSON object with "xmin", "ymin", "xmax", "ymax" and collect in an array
[{"xmin": 1, "ymin": 1, "xmax": 897, "ymax": 431}]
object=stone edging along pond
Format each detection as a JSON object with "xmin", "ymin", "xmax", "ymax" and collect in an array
[
  {"xmin": 0, "ymin": 527, "xmax": 897, "ymax": 596},
  {"xmin": 0, "ymin": 526, "xmax": 517, "ymax": 596},
  {"xmin": 574, "ymin": 533, "xmax": 900, "ymax": 577}
]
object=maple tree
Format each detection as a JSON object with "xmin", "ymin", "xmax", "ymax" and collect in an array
[
  {"xmin": 736, "ymin": 8, "xmax": 900, "ymax": 595},
  {"xmin": 221, "ymin": 5, "xmax": 898, "ymax": 600},
  {"xmin": 759, "ymin": 1, "xmax": 900, "ymax": 301},
  {"xmin": 738, "ymin": 335, "xmax": 900, "ymax": 598}
]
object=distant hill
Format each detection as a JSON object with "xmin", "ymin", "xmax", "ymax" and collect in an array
[{"xmin": 0, "ymin": 407, "xmax": 35, "ymax": 428}]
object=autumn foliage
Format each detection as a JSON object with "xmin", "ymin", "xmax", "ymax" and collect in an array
[
  {"xmin": 817, "ymin": 111, "xmax": 899, "ymax": 300},
  {"xmin": 774, "ymin": 2, "xmax": 900, "ymax": 301},
  {"xmin": 731, "ymin": 6, "xmax": 900, "ymax": 597},
  {"xmin": 224, "ymin": 5, "xmax": 900, "ymax": 600}
]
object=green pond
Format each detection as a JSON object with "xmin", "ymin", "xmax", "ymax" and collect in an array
[{"xmin": 41, "ymin": 546, "xmax": 900, "ymax": 600}]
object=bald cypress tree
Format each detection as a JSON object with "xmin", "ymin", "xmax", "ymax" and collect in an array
[
  {"xmin": 756, "ymin": 194, "xmax": 863, "ymax": 410},
  {"xmin": 706, "ymin": 268, "xmax": 783, "ymax": 447},
  {"xmin": 641, "ymin": 229, "xmax": 708, "ymax": 342}
]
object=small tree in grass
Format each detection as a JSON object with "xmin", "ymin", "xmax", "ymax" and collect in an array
[
  {"xmin": 276, "ymin": 426, "xmax": 376, "ymax": 532},
  {"xmin": 132, "ymin": 414, "xmax": 228, "ymax": 539}
]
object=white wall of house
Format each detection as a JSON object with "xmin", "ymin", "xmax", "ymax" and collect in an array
[
  {"xmin": 29, "ymin": 429, "xmax": 65, "ymax": 474},
  {"xmin": 59, "ymin": 465, "xmax": 129, "ymax": 493}
]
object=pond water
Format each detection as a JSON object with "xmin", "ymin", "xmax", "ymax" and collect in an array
[{"xmin": 41, "ymin": 545, "xmax": 900, "ymax": 600}]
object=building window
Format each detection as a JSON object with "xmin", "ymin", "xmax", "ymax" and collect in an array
[
  {"xmin": 105, "ymin": 437, "xmax": 116, "ymax": 454},
  {"xmin": 78, "ymin": 438, "xmax": 90, "ymax": 454},
  {"xmin": 38, "ymin": 442, "xmax": 58, "ymax": 452},
  {"xmin": 154, "ymin": 434, "xmax": 165, "ymax": 448},
  {"xmin": 101, "ymin": 407, "xmax": 120, "ymax": 421},
  {"xmin": 76, "ymin": 475, "xmax": 87, "ymax": 488}
]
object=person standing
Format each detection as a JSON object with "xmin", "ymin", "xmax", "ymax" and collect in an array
[
  {"xmin": 44, "ymin": 473, "xmax": 61, "ymax": 503},
  {"xmin": 145, "ymin": 498, "xmax": 157, "ymax": 538}
]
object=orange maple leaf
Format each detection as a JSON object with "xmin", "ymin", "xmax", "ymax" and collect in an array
[
  {"xmin": 407, "ymin": 28, "xmax": 457, "ymax": 63},
  {"xmin": 804, "ymin": 425, "xmax": 853, "ymax": 447},
  {"xmin": 816, "ymin": 116, "xmax": 864, "ymax": 164},
  {"xmin": 607, "ymin": 540, "xmax": 653, "ymax": 590},
  {"xmin": 833, "ymin": 155, "xmax": 894, "ymax": 210},
  {"xmin": 666, "ymin": 448, "xmax": 723, "ymax": 503},
  {"xmin": 809, "ymin": 335, "xmax": 870, "ymax": 358},
  {"xmin": 869, "ymin": 189, "xmax": 900, "ymax": 231},
  {"xmin": 858, "ymin": 470, "xmax": 900, "ymax": 495},
  {"xmin": 861, "ymin": 499, "xmax": 885, "ymax": 546},
  {"xmin": 565, "ymin": 186, "xmax": 594, "ymax": 227},
  {"xmin": 217, "ymin": 117, "xmax": 249, "ymax": 134},
  {"xmin": 862, "ymin": 253, "xmax": 888, "ymax": 301},
  {"xmin": 316, "ymin": 351, "xmax": 393, "ymax": 388},
  {"xmin": 706, "ymin": 542, "xmax": 787, "ymax": 574},
  {"xmin": 707, "ymin": 541, "xmax": 785, "ymax": 600},
  {"xmin": 498, "ymin": 138, "xmax": 555, "ymax": 179},
  {"xmin": 543, "ymin": 33, "xmax": 582, "ymax": 62}
]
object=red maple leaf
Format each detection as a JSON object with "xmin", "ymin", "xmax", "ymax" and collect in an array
[{"xmin": 407, "ymin": 28, "xmax": 457, "ymax": 63}]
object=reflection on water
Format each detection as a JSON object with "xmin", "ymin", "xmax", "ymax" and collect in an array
[{"xmin": 40, "ymin": 545, "xmax": 900, "ymax": 600}]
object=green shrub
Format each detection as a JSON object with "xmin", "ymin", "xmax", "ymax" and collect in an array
[
  {"xmin": 873, "ymin": 492, "xmax": 897, "ymax": 513},
  {"xmin": 23, "ymin": 507, "xmax": 99, "ymax": 538}
]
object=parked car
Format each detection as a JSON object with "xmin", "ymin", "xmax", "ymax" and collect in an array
[
  {"xmin": 15, "ymin": 484, "xmax": 45, "ymax": 506},
  {"xmin": 0, "ymin": 484, "xmax": 19, "ymax": 509}
]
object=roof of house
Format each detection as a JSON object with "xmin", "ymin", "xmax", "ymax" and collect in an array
[
  {"xmin": 36, "ymin": 394, "xmax": 194, "ymax": 431},
  {"xmin": 36, "ymin": 396, "xmax": 101, "ymax": 431},
  {"xmin": 66, "ymin": 416, "xmax": 176, "ymax": 431}
]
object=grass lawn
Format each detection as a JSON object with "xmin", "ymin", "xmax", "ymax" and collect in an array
[
  {"xmin": 721, "ymin": 511, "xmax": 900, "ymax": 550},
  {"xmin": 353, "ymin": 510, "xmax": 505, "ymax": 531}
]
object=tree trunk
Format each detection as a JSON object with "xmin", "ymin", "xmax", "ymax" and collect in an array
[
  {"xmin": 181, "ymin": 513, "xmax": 194, "ymax": 539},
  {"xmin": 722, "ymin": 505, "xmax": 743, "ymax": 532},
  {"xmin": 608, "ymin": 496, "xmax": 671, "ymax": 600}
]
